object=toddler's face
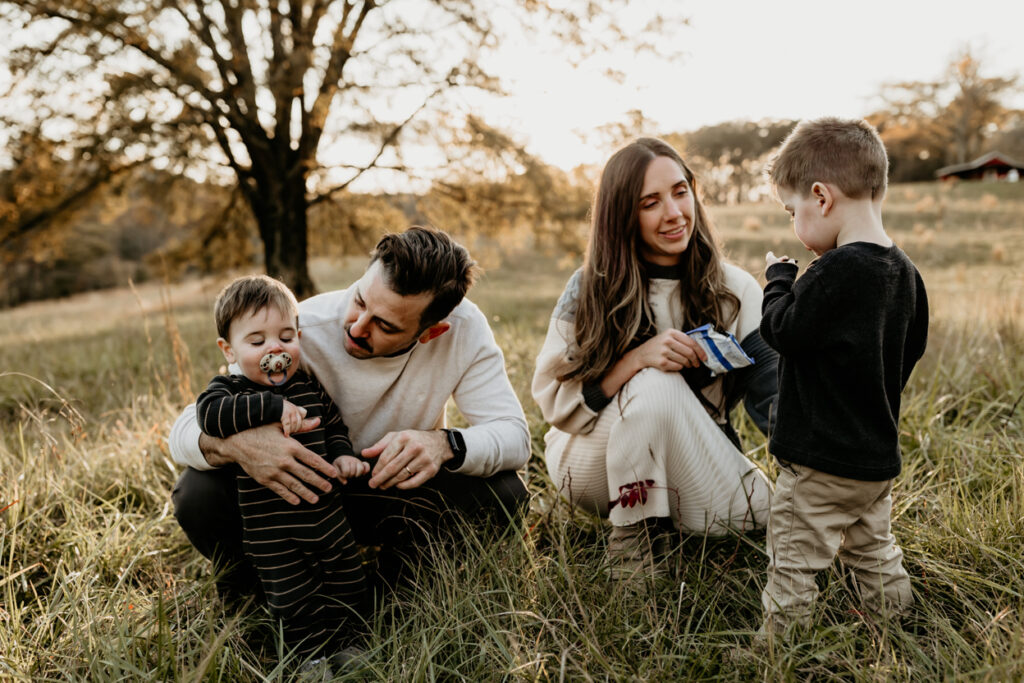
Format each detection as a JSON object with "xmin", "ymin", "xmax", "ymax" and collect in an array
[
  {"xmin": 777, "ymin": 186, "xmax": 837, "ymax": 256},
  {"xmin": 218, "ymin": 305, "xmax": 301, "ymax": 386}
]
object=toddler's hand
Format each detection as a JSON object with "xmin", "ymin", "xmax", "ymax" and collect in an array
[
  {"xmin": 766, "ymin": 251, "xmax": 795, "ymax": 268},
  {"xmin": 280, "ymin": 400, "xmax": 307, "ymax": 437},
  {"xmin": 333, "ymin": 455, "xmax": 370, "ymax": 484}
]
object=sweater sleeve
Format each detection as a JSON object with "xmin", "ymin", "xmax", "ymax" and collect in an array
[
  {"xmin": 195, "ymin": 375, "xmax": 285, "ymax": 439},
  {"xmin": 901, "ymin": 270, "xmax": 930, "ymax": 388},
  {"xmin": 530, "ymin": 272, "xmax": 603, "ymax": 435},
  {"xmin": 449, "ymin": 307, "xmax": 530, "ymax": 476},
  {"xmin": 168, "ymin": 403, "xmax": 210, "ymax": 470},
  {"xmin": 760, "ymin": 260, "xmax": 835, "ymax": 354}
]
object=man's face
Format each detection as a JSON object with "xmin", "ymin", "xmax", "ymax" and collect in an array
[{"xmin": 342, "ymin": 261, "xmax": 435, "ymax": 359}]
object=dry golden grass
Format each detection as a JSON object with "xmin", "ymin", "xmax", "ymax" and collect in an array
[{"xmin": 1, "ymin": 180, "xmax": 1023, "ymax": 680}]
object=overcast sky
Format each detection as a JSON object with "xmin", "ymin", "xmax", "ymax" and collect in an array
[{"xmin": 480, "ymin": 0, "xmax": 1024, "ymax": 170}]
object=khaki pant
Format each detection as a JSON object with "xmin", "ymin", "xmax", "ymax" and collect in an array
[
  {"xmin": 544, "ymin": 368, "xmax": 772, "ymax": 535},
  {"xmin": 761, "ymin": 462, "xmax": 913, "ymax": 630}
]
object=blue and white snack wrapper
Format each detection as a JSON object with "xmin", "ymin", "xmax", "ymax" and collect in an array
[{"xmin": 685, "ymin": 324, "xmax": 754, "ymax": 376}]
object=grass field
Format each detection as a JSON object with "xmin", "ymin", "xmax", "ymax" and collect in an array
[{"xmin": 1, "ymin": 181, "xmax": 1023, "ymax": 680}]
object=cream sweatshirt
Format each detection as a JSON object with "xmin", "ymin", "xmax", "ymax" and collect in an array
[
  {"xmin": 169, "ymin": 287, "xmax": 530, "ymax": 477},
  {"xmin": 532, "ymin": 262, "xmax": 763, "ymax": 436}
]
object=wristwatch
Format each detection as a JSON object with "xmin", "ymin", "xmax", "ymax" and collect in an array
[{"xmin": 441, "ymin": 428, "xmax": 466, "ymax": 471}]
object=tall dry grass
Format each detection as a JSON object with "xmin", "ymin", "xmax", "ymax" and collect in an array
[{"xmin": 1, "ymin": 182, "xmax": 1023, "ymax": 680}]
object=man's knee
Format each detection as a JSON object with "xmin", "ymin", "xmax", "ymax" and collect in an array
[
  {"xmin": 484, "ymin": 470, "xmax": 529, "ymax": 522},
  {"xmin": 171, "ymin": 467, "xmax": 242, "ymax": 560},
  {"xmin": 173, "ymin": 468, "xmax": 232, "ymax": 527}
]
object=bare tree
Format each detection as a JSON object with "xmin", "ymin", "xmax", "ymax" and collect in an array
[{"xmin": 0, "ymin": 0, "xmax": 685, "ymax": 297}]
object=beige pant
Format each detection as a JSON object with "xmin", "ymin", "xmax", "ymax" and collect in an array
[
  {"xmin": 762, "ymin": 462, "xmax": 913, "ymax": 629},
  {"xmin": 544, "ymin": 368, "xmax": 772, "ymax": 534}
]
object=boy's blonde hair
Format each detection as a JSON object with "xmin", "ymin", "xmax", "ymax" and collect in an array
[
  {"xmin": 214, "ymin": 274, "xmax": 299, "ymax": 339},
  {"xmin": 768, "ymin": 117, "xmax": 888, "ymax": 200}
]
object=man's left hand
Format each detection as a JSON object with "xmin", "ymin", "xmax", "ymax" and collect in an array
[{"xmin": 363, "ymin": 429, "xmax": 451, "ymax": 490}]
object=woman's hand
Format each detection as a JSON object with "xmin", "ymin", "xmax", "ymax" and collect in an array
[
  {"xmin": 599, "ymin": 330, "xmax": 709, "ymax": 401},
  {"xmin": 631, "ymin": 329, "xmax": 708, "ymax": 372}
]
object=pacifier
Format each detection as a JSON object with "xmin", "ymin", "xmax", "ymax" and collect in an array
[{"xmin": 259, "ymin": 352, "xmax": 292, "ymax": 375}]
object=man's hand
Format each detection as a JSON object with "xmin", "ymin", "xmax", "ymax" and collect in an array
[
  {"xmin": 363, "ymin": 429, "xmax": 451, "ymax": 490},
  {"xmin": 200, "ymin": 417, "xmax": 337, "ymax": 505},
  {"xmin": 280, "ymin": 400, "xmax": 307, "ymax": 437}
]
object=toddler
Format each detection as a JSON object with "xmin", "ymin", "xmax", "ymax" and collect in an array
[{"xmin": 759, "ymin": 117, "xmax": 929, "ymax": 632}]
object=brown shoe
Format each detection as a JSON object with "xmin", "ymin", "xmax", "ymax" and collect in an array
[{"xmin": 606, "ymin": 519, "xmax": 670, "ymax": 581}]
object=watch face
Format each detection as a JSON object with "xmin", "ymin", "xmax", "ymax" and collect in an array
[{"xmin": 447, "ymin": 428, "xmax": 466, "ymax": 454}]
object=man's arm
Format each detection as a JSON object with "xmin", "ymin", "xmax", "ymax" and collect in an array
[
  {"xmin": 168, "ymin": 402, "xmax": 339, "ymax": 505},
  {"xmin": 363, "ymin": 307, "xmax": 529, "ymax": 490},
  {"xmin": 448, "ymin": 312, "xmax": 530, "ymax": 476}
]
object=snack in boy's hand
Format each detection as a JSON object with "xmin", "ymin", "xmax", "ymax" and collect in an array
[{"xmin": 685, "ymin": 324, "xmax": 754, "ymax": 376}]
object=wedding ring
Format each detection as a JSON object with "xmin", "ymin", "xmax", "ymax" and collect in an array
[{"xmin": 404, "ymin": 466, "xmax": 414, "ymax": 477}]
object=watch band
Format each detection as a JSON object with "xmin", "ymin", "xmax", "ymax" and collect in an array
[{"xmin": 442, "ymin": 428, "xmax": 467, "ymax": 471}]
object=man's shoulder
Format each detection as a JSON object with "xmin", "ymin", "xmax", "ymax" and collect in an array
[
  {"xmin": 445, "ymin": 297, "xmax": 491, "ymax": 337},
  {"xmin": 298, "ymin": 288, "xmax": 349, "ymax": 328}
]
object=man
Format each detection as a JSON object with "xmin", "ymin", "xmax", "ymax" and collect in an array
[{"xmin": 170, "ymin": 226, "xmax": 530, "ymax": 600}]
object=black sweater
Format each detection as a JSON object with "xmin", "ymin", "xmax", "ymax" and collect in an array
[{"xmin": 761, "ymin": 242, "xmax": 928, "ymax": 480}]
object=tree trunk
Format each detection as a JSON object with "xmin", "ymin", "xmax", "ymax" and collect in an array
[{"xmin": 250, "ymin": 169, "xmax": 317, "ymax": 300}]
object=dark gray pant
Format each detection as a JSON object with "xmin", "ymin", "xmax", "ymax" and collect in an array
[{"xmin": 172, "ymin": 465, "xmax": 529, "ymax": 600}]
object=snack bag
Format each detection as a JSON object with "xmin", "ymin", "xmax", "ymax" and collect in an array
[{"xmin": 685, "ymin": 324, "xmax": 754, "ymax": 376}]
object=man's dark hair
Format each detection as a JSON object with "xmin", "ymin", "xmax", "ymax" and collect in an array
[{"xmin": 370, "ymin": 226, "xmax": 479, "ymax": 329}]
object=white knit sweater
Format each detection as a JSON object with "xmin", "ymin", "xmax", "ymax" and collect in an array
[
  {"xmin": 169, "ymin": 287, "xmax": 530, "ymax": 477},
  {"xmin": 532, "ymin": 262, "xmax": 764, "ymax": 436}
]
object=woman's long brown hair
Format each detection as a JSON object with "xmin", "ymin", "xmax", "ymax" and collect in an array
[{"xmin": 560, "ymin": 138, "xmax": 739, "ymax": 384}]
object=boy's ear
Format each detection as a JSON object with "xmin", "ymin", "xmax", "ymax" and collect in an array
[
  {"xmin": 811, "ymin": 182, "xmax": 834, "ymax": 215},
  {"xmin": 216, "ymin": 337, "xmax": 236, "ymax": 363},
  {"xmin": 417, "ymin": 321, "xmax": 451, "ymax": 344}
]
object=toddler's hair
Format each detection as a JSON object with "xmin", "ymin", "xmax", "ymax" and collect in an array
[
  {"xmin": 214, "ymin": 274, "xmax": 299, "ymax": 339},
  {"xmin": 768, "ymin": 117, "xmax": 888, "ymax": 200}
]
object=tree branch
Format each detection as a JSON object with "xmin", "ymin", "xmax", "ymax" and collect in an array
[{"xmin": 308, "ymin": 89, "xmax": 439, "ymax": 206}]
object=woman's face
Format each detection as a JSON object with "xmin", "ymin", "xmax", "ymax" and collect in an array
[{"xmin": 637, "ymin": 155, "xmax": 695, "ymax": 266}]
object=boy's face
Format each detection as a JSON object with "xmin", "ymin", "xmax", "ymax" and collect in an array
[
  {"xmin": 777, "ymin": 185, "xmax": 838, "ymax": 257},
  {"xmin": 218, "ymin": 305, "xmax": 301, "ymax": 386}
]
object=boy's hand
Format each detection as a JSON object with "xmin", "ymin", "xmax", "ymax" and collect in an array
[
  {"xmin": 280, "ymin": 400, "xmax": 307, "ymax": 437},
  {"xmin": 333, "ymin": 455, "xmax": 370, "ymax": 484},
  {"xmin": 766, "ymin": 251, "xmax": 796, "ymax": 268}
]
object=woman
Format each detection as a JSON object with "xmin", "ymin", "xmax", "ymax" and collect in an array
[{"xmin": 532, "ymin": 138, "xmax": 776, "ymax": 580}]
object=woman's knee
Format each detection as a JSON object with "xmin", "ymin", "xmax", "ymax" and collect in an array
[{"xmin": 620, "ymin": 369, "xmax": 704, "ymax": 425}]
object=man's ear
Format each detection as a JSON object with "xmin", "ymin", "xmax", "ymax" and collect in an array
[
  {"xmin": 811, "ymin": 182, "xmax": 834, "ymax": 215},
  {"xmin": 418, "ymin": 321, "xmax": 451, "ymax": 344},
  {"xmin": 216, "ymin": 337, "xmax": 236, "ymax": 363}
]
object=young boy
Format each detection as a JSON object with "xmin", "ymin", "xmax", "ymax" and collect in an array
[
  {"xmin": 196, "ymin": 275, "xmax": 370, "ymax": 667},
  {"xmin": 759, "ymin": 117, "xmax": 929, "ymax": 632}
]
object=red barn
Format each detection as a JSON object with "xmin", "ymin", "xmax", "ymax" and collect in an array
[{"xmin": 935, "ymin": 151, "xmax": 1024, "ymax": 181}]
